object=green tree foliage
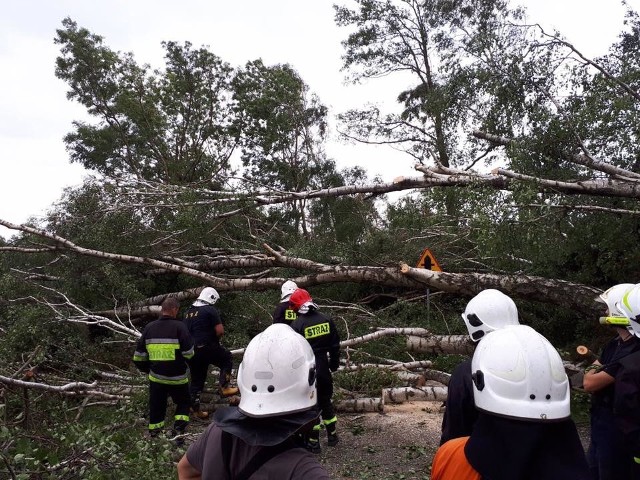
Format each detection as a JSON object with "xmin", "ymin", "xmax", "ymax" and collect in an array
[{"xmin": 55, "ymin": 18, "xmax": 237, "ymax": 185}]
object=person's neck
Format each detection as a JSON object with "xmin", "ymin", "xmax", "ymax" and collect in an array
[{"xmin": 619, "ymin": 329, "xmax": 634, "ymax": 342}]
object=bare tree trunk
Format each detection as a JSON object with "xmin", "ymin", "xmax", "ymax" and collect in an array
[
  {"xmin": 335, "ymin": 397, "xmax": 385, "ymax": 413},
  {"xmin": 382, "ymin": 386, "xmax": 448, "ymax": 404},
  {"xmin": 406, "ymin": 335, "xmax": 475, "ymax": 355}
]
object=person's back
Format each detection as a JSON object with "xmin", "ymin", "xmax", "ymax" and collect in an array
[
  {"xmin": 183, "ymin": 422, "xmax": 328, "ymax": 479},
  {"xmin": 273, "ymin": 280, "xmax": 298, "ymax": 324},
  {"xmin": 291, "ymin": 309, "xmax": 340, "ymax": 359},
  {"xmin": 184, "ymin": 303, "xmax": 221, "ymax": 347},
  {"xmin": 432, "ymin": 325, "xmax": 589, "ymax": 480},
  {"xmin": 177, "ymin": 323, "xmax": 330, "ymax": 479},
  {"xmin": 440, "ymin": 289, "xmax": 520, "ymax": 444}
]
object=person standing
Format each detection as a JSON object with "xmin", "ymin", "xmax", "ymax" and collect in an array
[
  {"xmin": 133, "ymin": 297, "xmax": 194, "ymax": 439},
  {"xmin": 431, "ymin": 325, "xmax": 589, "ymax": 480},
  {"xmin": 440, "ymin": 289, "xmax": 520, "ymax": 445},
  {"xmin": 177, "ymin": 323, "xmax": 330, "ymax": 480},
  {"xmin": 289, "ymin": 289, "xmax": 341, "ymax": 453},
  {"xmin": 184, "ymin": 287, "xmax": 238, "ymax": 418},
  {"xmin": 272, "ymin": 280, "xmax": 298, "ymax": 324},
  {"xmin": 583, "ymin": 283, "xmax": 640, "ymax": 480}
]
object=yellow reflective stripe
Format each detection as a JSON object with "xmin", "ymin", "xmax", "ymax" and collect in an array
[
  {"xmin": 147, "ymin": 343, "xmax": 178, "ymax": 361},
  {"xmin": 599, "ymin": 316, "xmax": 631, "ymax": 326},
  {"xmin": 182, "ymin": 347, "xmax": 194, "ymax": 359},
  {"xmin": 313, "ymin": 424, "xmax": 322, "ymax": 431},
  {"xmin": 635, "ymin": 457, "xmax": 640, "ymax": 464},
  {"xmin": 175, "ymin": 415, "xmax": 189, "ymax": 422},
  {"xmin": 149, "ymin": 421, "xmax": 164, "ymax": 430},
  {"xmin": 624, "ymin": 291, "xmax": 632, "ymax": 313},
  {"xmin": 304, "ymin": 322, "xmax": 330, "ymax": 339},
  {"xmin": 323, "ymin": 416, "xmax": 337, "ymax": 426},
  {"xmin": 148, "ymin": 374, "xmax": 189, "ymax": 385},
  {"xmin": 132, "ymin": 354, "xmax": 147, "ymax": 361}
]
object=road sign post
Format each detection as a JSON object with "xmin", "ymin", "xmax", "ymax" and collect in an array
[{"xmin": 416, "ymin": 249, "xmax": 442, "ymax": 325}]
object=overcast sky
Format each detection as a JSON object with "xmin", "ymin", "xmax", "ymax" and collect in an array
[{"xmin": 0, "ymin": 0, "xmax": 634, "ymax": 237}]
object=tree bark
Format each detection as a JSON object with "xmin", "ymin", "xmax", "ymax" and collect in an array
[
  {"xmin": 382, "ymin": 386, "xmax": 448, "ymax": 404},
  {"xmin": 406, "ymin": 334, "xmax": 475, "ymax": 355},
  {"xmin": 334, "ymin": 397, "xmax": 385, "ymax": 413}
]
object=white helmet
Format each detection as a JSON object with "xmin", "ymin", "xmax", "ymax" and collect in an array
[
  {"xmin": 597, "ymin": 283, "xmax": 634, "ymax": 332},
  {"xmin": 462, "ymin": 289, "xmax": 519, "ymax": 342},
  {"xmin": 238, "ymin": 323, "xmax": 317, "ymax": 417},
  {"xmin": 618, "ymin": 284, "xmax": 640, "ymax": 337},
  {"xmin": 471, "ymin": 325, "xmax": 570, "ymax": 421},
  {"xmin": 193, "ymin": 286, "xmax": 220, "ymax": 306},
  {"xmin": 280, "ymin": 280, "xmax": 298, "ymax": 301},
  {"xmin": 598, "ymin": 284, "xmax": 633, "ymax": 315}
]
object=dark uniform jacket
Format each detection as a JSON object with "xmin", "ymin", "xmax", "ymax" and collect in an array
[
  {"xmin": 184, "ymin": 305, "xmax": 222, "ymax": 347},
  {"xmin": 133, "ymin": 316, "xmax": 194, "ymax": 385},
  {"xmin": 614, "ymin": 348, "xmax": 640, "ymax": 454},
  {"xmin": 440, "ymin": 357, "xmax": 477, "ymax": 445},
  {"xmin": 272, "ymin": 302, "xmax": 298, "ymax": 324},
  {"xmin": 593, "ymin": 335, "xmax": 640, "ymax": 411},
  {"xmin": 186, "ymin": 423, "xmax": 330, "ymax": 479},
  {"xmin": 291, "ymin": 309, "xmax": 340, "ymax": 374}
]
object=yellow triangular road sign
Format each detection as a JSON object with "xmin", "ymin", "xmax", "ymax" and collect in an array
[{"xmin": 416, "ymin": 248, "xmax": 442, "ymax": 271}]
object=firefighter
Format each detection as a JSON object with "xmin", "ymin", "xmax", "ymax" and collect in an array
[
  {"xmin": 431, "ymin": 325, "xmax": 589, "ymax": 480},
  {"xmin": 133, "ymin": 297, "xmax": 194, "ymax": 439},
  {"xmin": 289, "ymin": 289, "xmax": 340, "ymax": 453},
  {"xmin": 184, "ymin": 287, "xmax": 238, "ymax": 418},
  {"xmin": 610, "ymin": 283, "xmax": 640, "ymax": 477},
  {"xmin": 583, "ymin": 283, "xmax": 640, "ymax": 480},
  {"xmin": 272, "ymin": 280, "xmax": 298, "ymax": 324},
  {"xmin": 177, "ymin": 323, "xmax": 330, "ymax": 479},
  {"xmin": 440, "ymin": 289, "xmax": 520, "ymax": 445}
]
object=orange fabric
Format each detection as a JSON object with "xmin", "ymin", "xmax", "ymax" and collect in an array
[{"xmin": 431, "ymin": 436, "xmax": 481, "ymax": 480}]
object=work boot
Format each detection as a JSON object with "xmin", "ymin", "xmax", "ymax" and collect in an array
[
  {"xmin": 306, "ymin": 428, "xmax": 321, "ymax": 454},
  {"xmin": 190, "ymin": 409, "xmax": 209, "ymax": 420},
  {"xmin": 327, "ymin": 432, "xmax": 339, "ymax": 447},
  {"xmin": 306, "ymin": 438, "xmax": 321, "ymax": 454},
  {"xmin": 220, "ymin": 385, "xmax": 239, "ymax": 397},
  {"xmin": 168, "ymin": 429, "xmax": 185, "ymax": 447}
]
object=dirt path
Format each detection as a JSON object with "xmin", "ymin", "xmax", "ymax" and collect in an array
[
  {"xmin": 185, "ymin": 399, "xmax": 590, "ymax": 479},
  {"xmin": 317, "ymin": 402, "xmax": 443, "ymax": 480}
]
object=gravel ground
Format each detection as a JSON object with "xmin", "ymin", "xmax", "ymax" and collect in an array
[
  {"xmin": 317, "ymin": 402, "xmax": 443, "ymax": 480},
  {"xmin": 183, "ymin": 399, "xmax": 591, "ymax": 480}
]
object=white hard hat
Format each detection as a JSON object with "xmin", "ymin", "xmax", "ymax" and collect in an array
[
  {"xmin": 193, "ymin": 286, "xmax": 220, "ymax": 306},
  {"xmin": 597, "ymin": 283, "xmax": 634, "ymax": 316},
  {"xmin": 462, "ymin": 289, "xmax": 519, "ymax": 342},
  {"xmin": 471, "ymin": 325, "xmax": 570, "ymax": 421},
  {"xmin": 280, "ymin": 280, "xmax": 298, "ymax": 301},
  {"xmin": 618, "ymin": 284, "xmax": 640, "ymax": 337},
  {"xmin": 598, "ymin": 283, "xmax": 634, "ymax": 333},
  {"xmin": 238, "ymin": 323, "xmax": 317, "ymax": 417}
]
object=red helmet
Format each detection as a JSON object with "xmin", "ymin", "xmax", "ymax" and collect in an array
[{"xmin": 289, "ymin": 288, "xmax": 313, "ymax": 312}]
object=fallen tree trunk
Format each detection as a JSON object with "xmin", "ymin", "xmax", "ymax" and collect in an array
[
  {"xmin": 423, "ymin": 369, "xmax": 452, "ymax": 386},
  {"xmin": 0, "ymin": 220, "xmax": 604, "ymax": 319},
  {"xmin": 338, "ymin": 360, "xmax": 433, "ymax": 372},
  {"xmin": 406, "ymin": 335, "xmax": 474, "ymax": 355},
  {"xmin": 383, "ymin": 386, "xmax": 448, "ymax": 404},
  {"xmin": 334, "ymin": 397, "xmax": 385, "ymax": 413}
]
